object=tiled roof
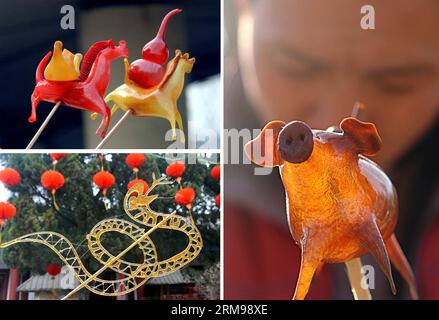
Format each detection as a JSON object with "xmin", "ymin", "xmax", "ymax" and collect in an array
[
  {"xmin": 17, "ymin": 268, "xmax": 192, "ymax": 292},
  {"xmin": 147, "ymin": 270, "xmax": 193, "ymax": 285}
]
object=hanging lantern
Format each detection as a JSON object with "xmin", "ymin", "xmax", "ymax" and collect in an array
[
  {"xmin": 0, "ymin": 168, "xmax": 21, "ymax": 187},
  {"xmin": 93, "ymin": 170, "xmax": 115, "ymax": 209},
  {"xmin": 47, "ymin": 264, "xmax": 62, "ymax": 279},
  {"xmin": 166, "ymin": 161, "xmax": 186, "ymax": 186},
  {"xmin": 0, "ymin": 202, "xmax": 17, "ymax": 220},
  {"xmin": 127, "ymin": 179, "xmax": 149, "ymax": 194},
  {"xmin": 125, "ymin": 154, "xmax": 146, "ymax": 172},
  {"xmin": 211, "ymin": 165, "xmax": 220, "ymax": 181},
  {"xmin": 215, "ymin": 194, "xmax": 221, "ymax": 206},
  {"xmin": 50, "ymin": 153, "xmax": 68, "ymax": 165},
  {"xmin": 176, "ymin": 188, "xmax": 196, "ymax": 224},
  {"xmin": 175, "ymin": 188, "xmax": 195, "ymax": 207},
  {"xmin": 41, "ymin": 170, "xmax": 65, "ymax": 211}
]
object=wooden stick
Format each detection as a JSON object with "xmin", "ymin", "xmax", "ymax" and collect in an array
[
  {"xmin": 26, "ymin": 101, "xmax": 61, "ymax": 149},
  {"xmin": 351, "ymin": 102, "xmax": 365, "ymax": 119},
  {"xmin": 61, "ymin": 211, "xmax": 175, "ymax": 300},
  {"xmin": 345, "ymin": 258, "xmax": 372, "ymax": 300},
  {"xmin": 95, "ymin": 110, "xmax": 132, "ymax": 150}
]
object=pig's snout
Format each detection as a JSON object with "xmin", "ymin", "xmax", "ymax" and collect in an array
[{"xmin": 278, "ymin": 121, "xmax": 314, "ymax": 164}]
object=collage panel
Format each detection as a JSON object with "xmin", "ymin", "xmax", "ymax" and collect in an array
[
  {"xmin": 0, "ymin": 0, "xmax": 220, "ymax": 150},
  {"xmin": 0, "ymin": 152, "xmax": 220, "ymax": 300},
  {"xmin": 0, "ymin": 0, "xmax": 438, "ymax": 312},
  {"xmin": 224, "ymin": 0, "xmax": 438, "ymax": 301}
]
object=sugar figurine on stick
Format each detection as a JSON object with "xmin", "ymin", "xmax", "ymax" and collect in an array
[
  {"xmin": 27, "ymin": 39, "xmax": 128, "ymax": 148},
  {"xmin": 93, "ymin": 9, "xmax": 195, "ymax": 149},
  {"xmin": 244, "ymin": 103, "xmax": 418, "ymax": 300}
]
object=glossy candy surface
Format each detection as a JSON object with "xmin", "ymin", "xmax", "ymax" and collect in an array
[
  {"xmin": 128, "ymin": 9, "xmax": 182, "ymax": 89},
  {"xmin": 92, "ymin": 50, "xmax": 195, "ymax": 143},
  {"xmin": 30, "ymin": 40, "xmax": 128, "ymax": 138},
  {"xmin": 245, "ymin": 117, "xmax": 418, "ymax": 300},
  {"xmin": 44, "ymin": 41, "xmax": 82, "ymax": 81}
]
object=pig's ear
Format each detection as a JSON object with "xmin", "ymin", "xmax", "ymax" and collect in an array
[
  {"xmin": 244, "ymin": 121, "xmax": 286, "ymax": 167},
  {"xmin": 340, "ymin": 117, "xmax": 382, "ymax": 156}
]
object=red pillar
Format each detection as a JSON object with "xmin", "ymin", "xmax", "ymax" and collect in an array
[
  {"xmin": 136, "ymin": 282, "xmax": 145, "ymax": 300},
  {"xmin": 8, "ymin": 268, "xmax": 20, "ymax": 300}
]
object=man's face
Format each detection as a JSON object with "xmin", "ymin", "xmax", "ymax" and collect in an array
[{"xmin": 237, "ymin": 0, "xmax": 439, "ymax": 167}]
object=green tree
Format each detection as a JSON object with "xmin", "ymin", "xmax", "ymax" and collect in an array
[{"xmin": 0, "ymin": 153, "xmax": 220, "ymax": 276}]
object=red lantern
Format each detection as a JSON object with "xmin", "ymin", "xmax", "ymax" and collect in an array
[
  {"xmin": 166, "ymin": 161, "xmax": 186, "ymax": 178},
  {"xmin": 93, "ymin": 170, "xmax": 115, "ymax": 194},
  {"xmin": 175, "ymin": 188, "xmax": 195, "ymax": 206},
  {"xmin": 127, "ymin": 179, "xmax": 149, "ymax": 194},
  {"xmin": 50, "ymin": 153, "xmax": 68, "ymax": 162},
  {"xmin": 0, "ymin": 168, "xmax": 21, "ymax": 187},
  {"xmin": 41, "ymin": 170, "xmax": 65, "ymax": 210},
  {"xmin": 125, "ymin": 154, "xmax": 146, "ymax": 171},
  {"xmin": 93, "ymin": 171, "xmax": 115, "ymax": 210},
  {"xmin": 0, "ymin": 202, "xmax": 17, "ymax": 220},
  {"xmin": 215, "ymin": 194, "xmax": 221, "ymax": 206},
  {"xmin": 41, "ymin": 170, "xmax": 65, "ymax": 191},
  {"xmin": 211, "ymin": 165, "xmax": 220, "ymax": 181},
  {"xmin": 47, "ymin": 264, "xmax": 61, "ymax": 279}
]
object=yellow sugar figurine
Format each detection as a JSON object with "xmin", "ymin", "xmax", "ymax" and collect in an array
[
  {"xmin": 91, "ymin": 50, "xmax": 195, "ymax": 143},
  {"xmin": 44, "ymin": 41, "xmax": 83, "ymax": 81}
]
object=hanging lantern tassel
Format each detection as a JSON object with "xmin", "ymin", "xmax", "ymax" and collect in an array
[
  {"xmin": 176, "ymin": 177, "xmax": 182, "ymax": 188},
  {"xmin": 51, "ymin": 189, "xmax": 60, "ymax": 211},
  {"xmin": 186, "ymin": 204, "xmax": 195, "ymax": 225},
  {"xmin": 102, "ymin": 188, "xmax": 109, "ymax": 211}
]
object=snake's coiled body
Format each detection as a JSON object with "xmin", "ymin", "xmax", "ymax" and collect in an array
[{"xmin": 0, "ymin": 180, "xmax": 203, "ymax": 296}]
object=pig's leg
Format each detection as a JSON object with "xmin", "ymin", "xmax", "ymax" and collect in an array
[
  {"xmin": 385, "ymin": 234, "xmax": 419, "ymax": 299},
  {"xmin": 358, "ymin": 218, "xmax": 396, "ymax": 295},
  {"xmin": 293, "ymin": 244, "xmax": 322, "ymax": 300}
]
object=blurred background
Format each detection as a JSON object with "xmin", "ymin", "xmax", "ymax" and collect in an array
[
  {"xmin": 0, "ymin": 0, "xmax": 220, "ymax": 149},
  {"xmin": 0, "ymin": 153, "xmax": 220, "ymax": 300},
  {"xmin": 224, "ymin": 0, "xmax": 439, "ymax": 300}
]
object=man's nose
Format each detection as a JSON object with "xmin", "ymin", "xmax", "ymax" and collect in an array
[{"xmin": 310, "ymin": 78, "xmax": 363, "ymax": 128}]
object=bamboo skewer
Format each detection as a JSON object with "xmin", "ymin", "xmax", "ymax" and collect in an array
[
  {"xmin": 345, "ymin": 104, "xmax": 372, "ymax": 300},
  {"xmin": 351, "ymin": 102, "xmax": 365, "ymax": 119},
  {"xmin": 61, "ymin": 211, "xmax": 175, "ymax": 300},
  {"xmin": 26, "ymin": 101, "xmax": 61, "ymax": 149},
  {"xmin": 345, "ymin": 258, "xmax": 372, "ymax": 300},
  {"xmin": 95, "ymin": 110, "xmax": 132, "ymax": 150}
]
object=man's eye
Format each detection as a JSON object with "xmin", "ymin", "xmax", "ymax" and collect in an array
[
  {"xmin": 278, "ymin": 65, "xmax": 320, "ymax": 81},
  {"xmin": 376, "ymin": 81, "xmax": 418, "ymax": 95}
]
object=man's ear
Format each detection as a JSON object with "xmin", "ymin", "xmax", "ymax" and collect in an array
[
  {"xmin": 244, "ymin": 121, "xmax": 286, "ymax": 167},
  {"xmin": 340, "ymin": 117, "xmax": 382, "ymax": 156}
]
